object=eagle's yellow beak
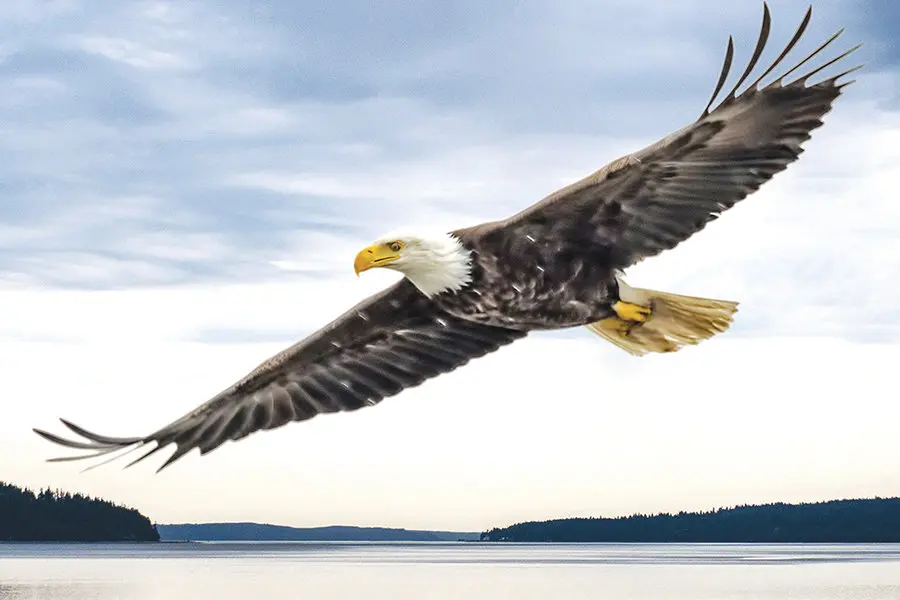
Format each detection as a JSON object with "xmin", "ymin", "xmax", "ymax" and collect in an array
[{"xmin": 354, "ymin": 243, "xmax": 401, "ymax": 276}]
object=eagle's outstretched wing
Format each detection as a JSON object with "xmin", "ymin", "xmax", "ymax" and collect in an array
[
  {"xmin": 33, "ymin": 280, "xmax": 527, "ymax": 471},
  {"xmin": 495, "ymin": 3, "xmax": 861, "ymax": 270}
]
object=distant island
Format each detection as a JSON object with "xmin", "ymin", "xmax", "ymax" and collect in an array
[
  {"xmin": 481, "ymin": 497, "xmax": 900, "ymax": 542},
  {"xmin": 0, "ymin": 482, "xmax": 159, "ymax": 542},
  {"xmin": 157, "ymin": 522, "xmax": 480, "ymax": 542}
]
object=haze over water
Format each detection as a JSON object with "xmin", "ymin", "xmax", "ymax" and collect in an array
[{"xmin": 3, "ymin": 542, "xmax": 900, "ymax": 600}]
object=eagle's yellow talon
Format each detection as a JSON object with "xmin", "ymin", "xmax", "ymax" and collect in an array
[
  {"xmin": 612, "ymin": 301, "xmax": 652, "ymax": 323},
  {"xmin": 595, "ymin": 316, "xmax": 634, "ymax": 337}
]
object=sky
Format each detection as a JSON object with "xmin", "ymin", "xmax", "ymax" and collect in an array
[{"xmin": 2, "ymin": 0, "xmax": 899, "ymax": 532}]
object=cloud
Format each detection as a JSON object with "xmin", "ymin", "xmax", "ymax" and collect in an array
[
  {"xmin": 3, "ymin": 0, "xmax": 887, "ymax": 291},
  {"xmin": 2, "ymin": 0, "xmax": 900, "ymax": 529},
  {"xmin": 74, "ymin": 36, "xmax": 193, "ymax": 71}
]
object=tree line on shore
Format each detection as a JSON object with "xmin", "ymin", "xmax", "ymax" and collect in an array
[
  {"xmin": 0, "ymin": 481, "xmax": 159, "ymax": 542},
  {"xmin": 481, "ymin": 497, "xmax": 900, "ymax": 542},
  {"xmin": 4, "ymin": 479, "xmax": 899, "ymax": 544}
]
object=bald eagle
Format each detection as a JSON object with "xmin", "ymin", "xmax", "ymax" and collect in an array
[{"xmin": 34, "ymin": 4, "xmax": 860, "ymax": 471}]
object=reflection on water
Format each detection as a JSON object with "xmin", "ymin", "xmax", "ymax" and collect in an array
[
  {"xmin": 0, "ymin": 583, "xmax": 112, "ymax": 600},
  {"xmin": 2, "ymin": 542, "xmax": 900, "ymax": 599}
]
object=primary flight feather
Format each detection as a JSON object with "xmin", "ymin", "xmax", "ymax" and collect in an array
[{"xmin": 34, "ymin": 4, "xmax": 861, "ymax": 471}]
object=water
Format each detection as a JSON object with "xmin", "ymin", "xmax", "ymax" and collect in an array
[{"xmin": 2, "ymin": 542, "xmax": 900, "ymax": 599}]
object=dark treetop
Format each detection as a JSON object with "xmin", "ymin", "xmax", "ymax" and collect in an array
[
  {"xmin": 481, "ymin": 498, "xmax": 900, "ymax": 543},
  {"xmin": 0, "ymin": 481, "xmax": 159, "ymax": 542}
]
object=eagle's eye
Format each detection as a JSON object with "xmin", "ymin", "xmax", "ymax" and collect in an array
[{"xmin": 388, "ymin": 241, "xmax": 403, "ymax": 252}]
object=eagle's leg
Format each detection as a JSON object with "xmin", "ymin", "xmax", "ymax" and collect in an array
[
  {"xmin": 590, "ymin": 301, "xmax": 651, "ymax": 338},
  {"xmin": 588, "ymin": 301, "xmax": 652, "ymax": 338},
  {"xmin": 612, "ymin": 300, "xmax": 651, "ymax": 324}
]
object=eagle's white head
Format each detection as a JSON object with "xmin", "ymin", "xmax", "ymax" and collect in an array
[{"xmin": 353, "ymin": 231, "xmax": 473, "ymax": 298}]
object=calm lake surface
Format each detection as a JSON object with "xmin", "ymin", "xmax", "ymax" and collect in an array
[{"xmin": 2, "ymin": 542, "xmax": 900, "ymax": 599}]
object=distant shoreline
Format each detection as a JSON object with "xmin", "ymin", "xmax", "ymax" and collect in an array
[
  {"xmin": 5, "ymin": 480, "xmax": 899, "ymax": 544},
  {"xmin": 482, "ymin": 497, "xmax": 900, "ymax": 543},
  {"xmin": 4, "ymin": 539, "xmax": 900, "ymax": 546},
  {"xmin": 155, "ymin": 523, "xmax": 481, "ymax": 543}
]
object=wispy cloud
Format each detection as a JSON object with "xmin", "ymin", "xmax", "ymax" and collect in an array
[{"xmin": 74, "ymin": 36, "xmax": 194, "ymax": 70}]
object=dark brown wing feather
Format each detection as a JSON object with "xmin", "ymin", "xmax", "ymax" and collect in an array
[
  {"xmin": 33, "ymin": 279, "xmax": 527, "ymax": 471},
  {"xmin": 494, "ymin": 4, "xmax": 862, "ymax": 270}
]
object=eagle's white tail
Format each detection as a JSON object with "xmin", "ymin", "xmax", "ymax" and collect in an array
[{"xmin": 585, "ymin": 279, "xmax": 739, "ymax": 356}]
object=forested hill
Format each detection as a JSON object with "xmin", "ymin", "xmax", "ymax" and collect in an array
[
  {"xmin": 481, "ymin": 498, "xmax": 900, "ymax": 543},
  {"xmin": 0, "ymin": 482, "xmax": 159, "ymax": 542}
]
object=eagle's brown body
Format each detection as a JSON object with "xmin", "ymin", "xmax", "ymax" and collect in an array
[{"xmin": 439, "ymin": 225, "xmax": 621, "ymax": 330}]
